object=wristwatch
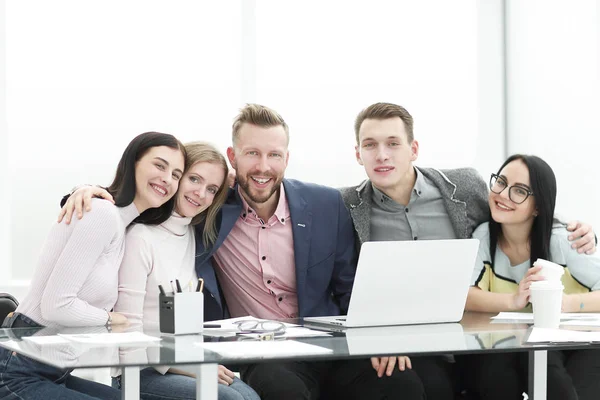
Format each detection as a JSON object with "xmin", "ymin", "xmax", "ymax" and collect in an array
[{"xmin": 106, "ymin": 310, "xmax": 112, "ymax": 327}]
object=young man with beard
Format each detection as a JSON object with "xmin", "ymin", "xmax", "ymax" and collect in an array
[
  {"xmin": 340, "ymin": 102, "xmax": 597, "ymax": 399},
  {"xmin": 62, "ymin": 104, "xmax": 426, "ymax": 400}
]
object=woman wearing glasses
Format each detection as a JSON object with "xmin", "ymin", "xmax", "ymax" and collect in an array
[{"xmin": 463, "ymin": 154, "xmax": 600, "ymax": 400}]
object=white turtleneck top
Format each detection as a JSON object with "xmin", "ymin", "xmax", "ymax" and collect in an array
[
  {"xmin": 114, "ymin": 213, "xmax": 197, "ymax": 330},
  {"xmin": 16, "ymin": 199, "xmax": 140, "ymax": 327}
]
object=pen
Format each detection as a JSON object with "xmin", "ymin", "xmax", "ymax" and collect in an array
[
  {"xmin": 158, "ymin": 285, "xmax": 166, "ymax": 296},
  {"xmin": 175, "ymin": 279, "xmax": 182, "ymax": 293},
  {"xmin": 170, "ymin": 280, "xmax": 177, "ymax": 294},
  {"xmin": 203, "ymin": 324, "xmax": 221, "ymax": 328},
  {"xmin": 196, "ymin": 278, "xmax": 205, "ymax": 293}
]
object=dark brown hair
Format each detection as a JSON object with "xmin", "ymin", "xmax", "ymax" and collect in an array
[
  {"xmin": 354, "ymin": 102, "xmax": 414, "ymax": 144},
  {"xmin": 107, "ymin": 131, "xmax": 186, "ymax": 225}
]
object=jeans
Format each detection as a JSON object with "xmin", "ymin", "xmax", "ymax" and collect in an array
[
  {"xmin": 0, "ymin": 312, "xmax": 121, "ymax": 400},
  {"xmin": 112, "ymin": 367, "xmax": 261, "ymax": 400}
]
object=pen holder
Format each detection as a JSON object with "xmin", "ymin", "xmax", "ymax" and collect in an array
[{"xmin": 159, "ymin": 292, "xmax": 204, "ymax": 335}]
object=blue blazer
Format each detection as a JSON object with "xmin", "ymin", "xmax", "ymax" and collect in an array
[{"xmin": 194, "ymin": 179, "xmax": 357, "ymax": 321}]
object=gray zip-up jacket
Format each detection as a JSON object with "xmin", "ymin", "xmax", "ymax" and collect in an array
[{"xmin": 340, "ymin": 167, "xmax": 490, "ymax": 248}]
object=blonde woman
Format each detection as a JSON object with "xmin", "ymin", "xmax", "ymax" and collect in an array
[{"xmin": 112, "ymin": 142, "xmax": 260, "ymax": 400}]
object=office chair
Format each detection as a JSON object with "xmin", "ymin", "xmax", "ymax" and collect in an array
[{"xmin": 0, "ymin": 292, "xmax": 19, "ymax": 323}]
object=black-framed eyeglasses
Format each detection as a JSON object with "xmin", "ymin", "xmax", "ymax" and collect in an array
[
  {"xmin": 489, "ymin": 173, "xmax": 534, "ymax": 204},
  {"xmin": 233, "ymin": 320, "xmax": 286, "ymax": 335}
]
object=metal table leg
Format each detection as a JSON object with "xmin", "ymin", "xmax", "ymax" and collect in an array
[
  {"xmin": 528, "ymin": 350, "xmax": 547, "ymax": 400},
  {"xmin": 196, "ymin": 363, "xmax": 219, "ymax": 400},
  {"xmin": 121, "ymin": 366, "xmax": 140, "ymax": 400}
]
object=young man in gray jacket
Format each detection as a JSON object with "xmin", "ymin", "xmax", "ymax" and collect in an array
[{"xmin": 340, "ymin": 102, "xmax": 596, "ymax": 399}]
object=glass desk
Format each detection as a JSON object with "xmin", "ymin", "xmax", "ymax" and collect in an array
[{"xmin": 2, "ymin": 312, "xmax": 599, "ymax": 400}]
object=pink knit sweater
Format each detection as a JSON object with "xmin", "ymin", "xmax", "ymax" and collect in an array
[{"xmin": 16, "ymin": 199, "xmax": 139, "ymax": 327}]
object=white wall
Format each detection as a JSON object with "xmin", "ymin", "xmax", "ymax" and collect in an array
[
  {"xmin": 254, "ymin": 0, "xmax": 481, "ymax": 187},
  {"xmin": 506, "ymin": 0, "xmax": 600, "ymax": 227},
  {"xmin": 0, "ymin": 1, "xmax": 11, "ymax": 290},
  {"xmin": 1, "ymin": 1, "xmax": 495, "ymax": 291},
  {"xmin": 6, "ymin": 1, "xmax": 597, "ymax": 291},
  {"xmin": 477, "ymin": 0, "xmax": 507, "ymax": 175},
  {"xmin": 4, "ymin": 1, "xmax": 241, "ymax": 283}
]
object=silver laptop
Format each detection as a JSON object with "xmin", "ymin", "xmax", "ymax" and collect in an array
[{"xmin": 304, "ymin": 239, "xmax": 479, "ymax": 328}]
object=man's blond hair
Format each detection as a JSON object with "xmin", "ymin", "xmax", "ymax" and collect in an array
[
  {"xmin": 354, "ymin": 102, "xmax": 414, "ymax": 144},
  {"xmin": 232, "ymin": 104, "xmax": 289, "ymax": 146}
]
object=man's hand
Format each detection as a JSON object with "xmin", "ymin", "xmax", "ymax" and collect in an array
[
  {"xmin": 567, "ymin": 221, "xmax": 596, "ymax": 255},
  {"xmin": 218, "ymin": 365, "xmax": 235, "ymax": 385},
  {"xmin": 227, "ymin": 169, "xmax": 237, "ymax": 188},
  {"xmin": 370, "ymin": 356, "xmax": 412, "ymax": 378},
  {"xmin": 58, "ymin": 186, "xmax": 113, "ymax": 224}
]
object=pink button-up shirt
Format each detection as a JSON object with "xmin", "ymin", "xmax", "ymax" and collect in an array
[{"xmin": 213, "ymin": 184, "xmax": 298, "ymax": 319}]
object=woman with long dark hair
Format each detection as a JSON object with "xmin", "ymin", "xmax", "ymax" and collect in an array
[
  {"xmin": 464, "ymin": 154, "xmax": 600, "ymax": 400},
  {"xmin": 112, "ymin": 142, "xmax": 259, "ymax": 400},
  {"xmin": 0, "ymin": 132, "xmax": 186, "ymax": 399}
]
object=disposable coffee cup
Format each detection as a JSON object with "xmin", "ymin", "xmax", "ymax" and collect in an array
[
  {"xmin": 530, "ymin": 281, "xmax": 563, "ymax": 328},
  {"xmin": 534, "ymin": 258, "xmax": 564, "ymax": 283}
]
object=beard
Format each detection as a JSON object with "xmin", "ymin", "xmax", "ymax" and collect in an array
[{"xmin": 237, "ymin": 173, "xmax": 283, "ymax": 204}]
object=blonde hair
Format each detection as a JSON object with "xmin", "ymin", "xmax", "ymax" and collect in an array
[
  {"xmin": 354, "ymin": 102, "xmax": 414, "ymax": 144},
  {"xmin": 183, "ymin": 141, "xmax": 229, "ymax": 247},
  {"xmin": 232, "ymin": 103, "xmax": 289, "ymax": 146}
]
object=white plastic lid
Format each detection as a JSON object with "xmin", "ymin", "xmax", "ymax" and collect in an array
[{"xmin": 534, "ymin": 258, "xmax": 564, "ymax": 274}]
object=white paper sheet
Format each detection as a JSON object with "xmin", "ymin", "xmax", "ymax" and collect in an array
[
  {"xmin": 527, "ymin": 327, "xmax": 600, "ymax": 343},
  {"xmin": 201, "ymin": 329, "xmax": 238, "ymax": 338},
  {"xmin": 238, "ymin": 327, "xmax": 331, "ymax": 339},
  {"xmin": 0, "ymin": 340, "xmax": 21, "ymax": 350},
  {"xmin": 22, "ymin": 335, "xmax": 71, "ymax": 345},
  {"xmin": 57, "ymin": 332, "xmax": 161, "ymax": 345},
  {"xmin": 492, "ymin": 312, "xmax": 600, "ymax": 323},
  {"xmin": 198, "ymin": 340, "xmax": 333, "ymax": 358},
  {"xmin": 491, "ymin": 312, "xmax": 534, "ymax": 321},
  {"xmin": 560, "ymin": 319, "xmax": 600, "ymax": 327},
  {"xmin": 562, "ymin": 313, "xmax": 600, "ymax": 319}
]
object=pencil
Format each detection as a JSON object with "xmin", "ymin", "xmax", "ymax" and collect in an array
[{"xmin": 196, "ymin": 278, "xmax": 204, "ymax": 293}]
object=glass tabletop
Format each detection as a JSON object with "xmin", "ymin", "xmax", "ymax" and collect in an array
[{"xmin": 2, "ymin": 312, "xmax": 599, "ymax": 370}]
